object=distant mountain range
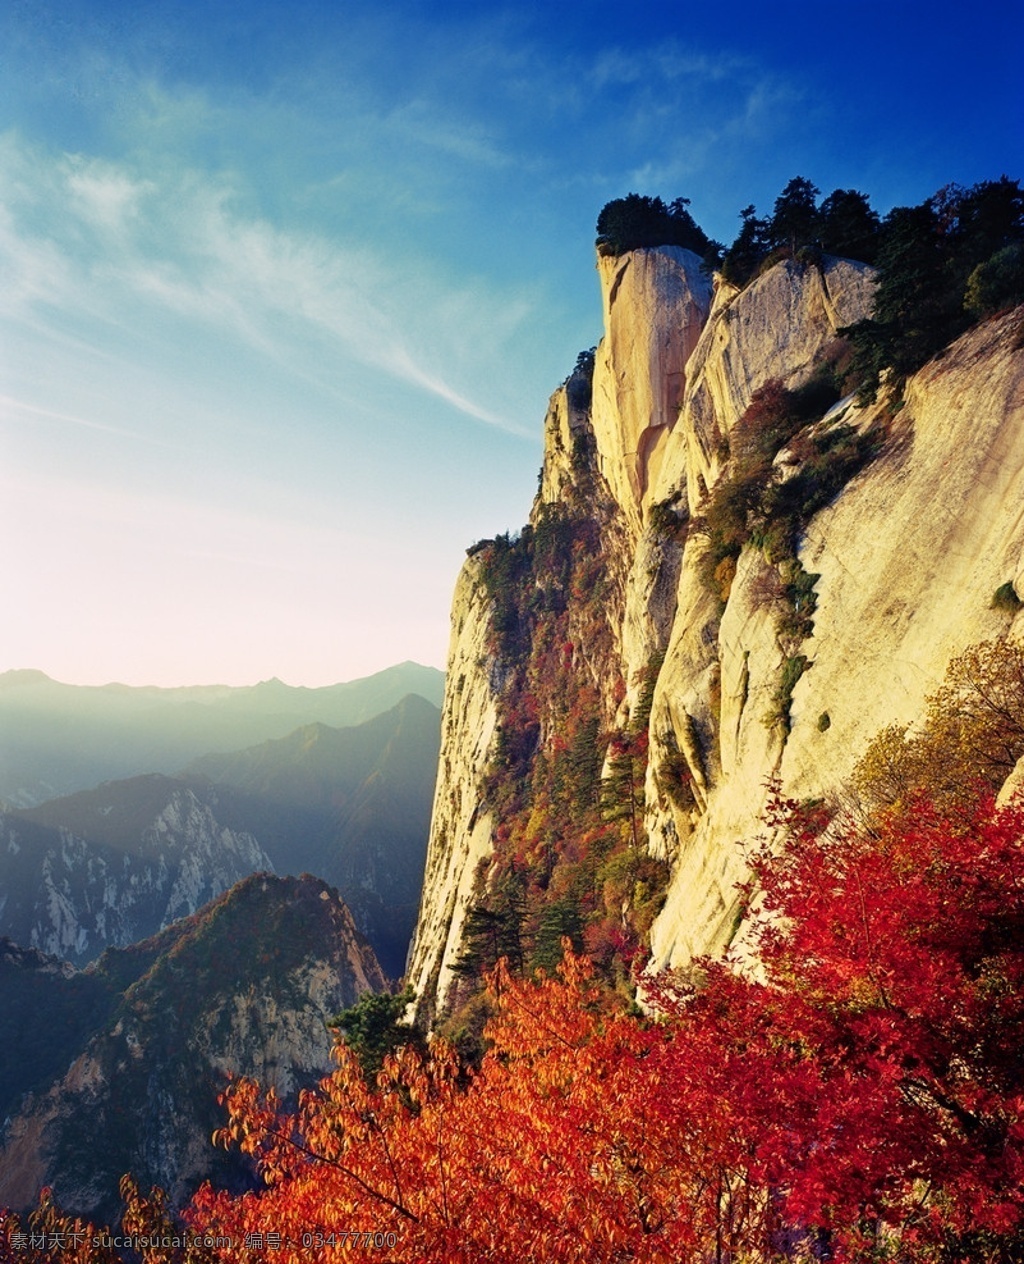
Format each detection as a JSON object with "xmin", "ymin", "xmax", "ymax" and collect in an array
[
  {"xmin": 0, "ymin": 693, "xmax": 441, "ymax": 978},
  {"xmin": 183, "ymin": 691, "xmax": 442, "ymax": 978},
  {"xmin": 0, "ymin": 778, "xmax": 272, "ymax": 962},
  {"xmin": 0, "ymin": 661, "xmax": 444, "ymax": 807},
  {"xmin": 0, "ymin": 874, "xmax": 387, "ymax": 1225},
  {"xmin": 0, "ymin": 662, "xmax": 440, "ymax": 1221}
]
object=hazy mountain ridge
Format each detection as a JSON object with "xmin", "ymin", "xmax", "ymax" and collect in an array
[
  {"xmin": 0, "ymin": 661, "xmax": 444, "ymax": 807},
  {"xmin": 183, "ymin": 693, "xmax": 442, "ymax": 977},
  {"xmin": 0, "ymin": 873, "xmax": 387, "ymax": 1224},
  {"xmin": 0, "ymin": 695, "xmax": 440, "ymax": 977}
]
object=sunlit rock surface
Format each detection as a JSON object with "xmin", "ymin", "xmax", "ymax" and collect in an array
[{"xmin": 408, "ymin": 242, "xmax": 1024, "ymax": 1014}]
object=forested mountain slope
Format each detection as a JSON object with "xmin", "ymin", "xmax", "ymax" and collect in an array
[{"xmin": 0, "ymin": 874, "xmax": 385, "ymax": 1224}]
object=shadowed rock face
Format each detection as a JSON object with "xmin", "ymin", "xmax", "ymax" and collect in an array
[
  {"xmin": 0, "ymin": 778, "xmax": 273, "ymax": 963},
  {"xmin": 407, "ymin": 241, "xmax": 1024, "ymax": 1017},
  {"xmin": 0, "ymin": 873, "xmax": 386, "ymax": 1225}
]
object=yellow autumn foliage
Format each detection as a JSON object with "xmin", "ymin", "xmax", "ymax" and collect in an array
[{"xmin": 853, "ymin": 638, "xmax": 1024, "ymax": 814}]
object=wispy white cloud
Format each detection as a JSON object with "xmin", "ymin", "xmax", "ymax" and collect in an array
[
  {"xmin": 387, "ymin": 346, "xmax": 530, "ymax": 434},
  {"xmin": 0, "ymin": 134, "xmax": 536, "ymax": 436},
  {"xmin": 385, "ymin": 100, "xmax": 511, "ymax": 169},
  {"xmin": 0, "ymin": 12, "xmax": 810, "ymax": 456},
  {"xmin": 588, "ymin": 44, "xmax": 740, "ymax": 90},
  {"xmin": 65, "ymin": 159, "xmax": 155, "ymax": 234},
  {"xmin": 0, "ymin": 393, "xmax": 169, "ymax": 444}
]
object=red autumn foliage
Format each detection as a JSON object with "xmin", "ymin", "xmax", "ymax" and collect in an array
[
  {"xmin": 7, "ymin": 791, "xmax": 1022, "ymax": 1262},
  {"xmin": 170, "ymin": 792, "xmax": 1024, "ymax": 1262}
]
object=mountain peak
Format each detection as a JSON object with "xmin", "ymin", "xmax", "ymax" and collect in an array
[
  {"xmin": 407, "ymin": 245, "xmax": 1024, "ymax": 1025},
  {"xmin": 0, "ymin": 668, "xmax": 54, "ymax": 688},
  {"xmin": 0, "ymin": 872, "xmax": 386, "ymax": 1222}
]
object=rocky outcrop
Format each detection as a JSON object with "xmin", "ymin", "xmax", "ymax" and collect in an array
[
  {"xmin": 408, "ymin": 240, "xmax": 1024, "ymax": 1020},
  {"xmin": 0, "ymin": 874, "xmax": 386, "ymax": 1223},
  {"xmin": 651, "ymin": 256, "xmax": 877, "ymax": 513},
  {"xmin": 0, "ymin": 777, "xmax": 273, "ymax": 962},
  {"xmin": 591, "ymin": 247, "xmax": 713, "ymax": 533},
  {"xmin": 408, "ymin": 352, "xmax": 632, "ymax": 1021}
]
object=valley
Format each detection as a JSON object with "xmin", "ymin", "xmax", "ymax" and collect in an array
[{"xmin": 0, "ymin": 667, "xmax": 442, "ymax": 1220}]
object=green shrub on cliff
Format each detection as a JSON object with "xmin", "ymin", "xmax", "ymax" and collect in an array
[
  {"xmin": 595, "ymin": 193, "xmax": 719, "ymax": 262},
  {"xmin": 964, "ymin": 241, "xmax": 1024, "ymax": 317}
]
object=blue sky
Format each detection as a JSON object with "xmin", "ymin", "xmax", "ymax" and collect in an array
[{"xmin": 1, "ymin": 0, "xmax": 1021, "ymax": 687}]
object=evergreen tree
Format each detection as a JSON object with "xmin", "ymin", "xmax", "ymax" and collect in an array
[
  {"xmin": 872, "ymin": 200, "xmax": 951, "ymax": 371},
  {"xmin": 843, "ymin": 178, "xmax": 1024, "ymax": 399},
  {"xmin": 330, "ymin": 988, "xmax": 420, "ymax": 1080},
  {"xmin": 818, "ymin": 187, "xmax": 881, "ymax": 262},
  {"xmin": 720, "ymin": 203, "xmax": 772, "ymax": 286},
  {"xmin": 768, "ymin": 176, "xmax": 821, "ymax": 254},
  {"xmin": 595, "ymin": 193, "xmax": 716, "ymax": 258}
]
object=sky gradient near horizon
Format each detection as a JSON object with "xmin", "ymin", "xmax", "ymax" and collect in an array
[{"xmin": 2, "ymin": 0, "xmax": 1021, "ymax": 687}]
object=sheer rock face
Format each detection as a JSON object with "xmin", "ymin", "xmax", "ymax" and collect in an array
[
  {"xmin": 647, "ymin": 308, "xmax": 1024, "ymax": 970},
  {"xmin": 404, "ymin": 555, "xmax": 502, "ymax": 1023},
  {"xmin": 409, "ymin": 241, "xmax": 1024, "ymax": 1014},
  {"xmin": 591, "ymin": 246, "xmax": 713, "ymax": 534}
]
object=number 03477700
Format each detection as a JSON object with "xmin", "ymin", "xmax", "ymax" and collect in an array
[{"xmin": 301, "ymin": 1231, "xmax": 399, "ymax": 1249}]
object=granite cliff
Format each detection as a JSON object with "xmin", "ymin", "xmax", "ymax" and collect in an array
[{"xmin": 407, "ymin": 242, "xmax": 1024, "ymax": 1022}]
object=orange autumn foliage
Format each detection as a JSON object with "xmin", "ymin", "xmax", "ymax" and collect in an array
[
  {"xmin": 6, "ymin": 792, "xmax": 1023, "ymax": 1263},
  {"xmin": 188, "ymin": 956, "xmax": 678, "ymax": 1262},
  {"xmin": 183, "ymin": 793, "xmax": 1024, "ymax": 1263}
]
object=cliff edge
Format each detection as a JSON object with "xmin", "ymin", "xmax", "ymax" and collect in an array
[{"xmin": 408, "ymin": 242, "xmax": 1024, "ymax": 1020}]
